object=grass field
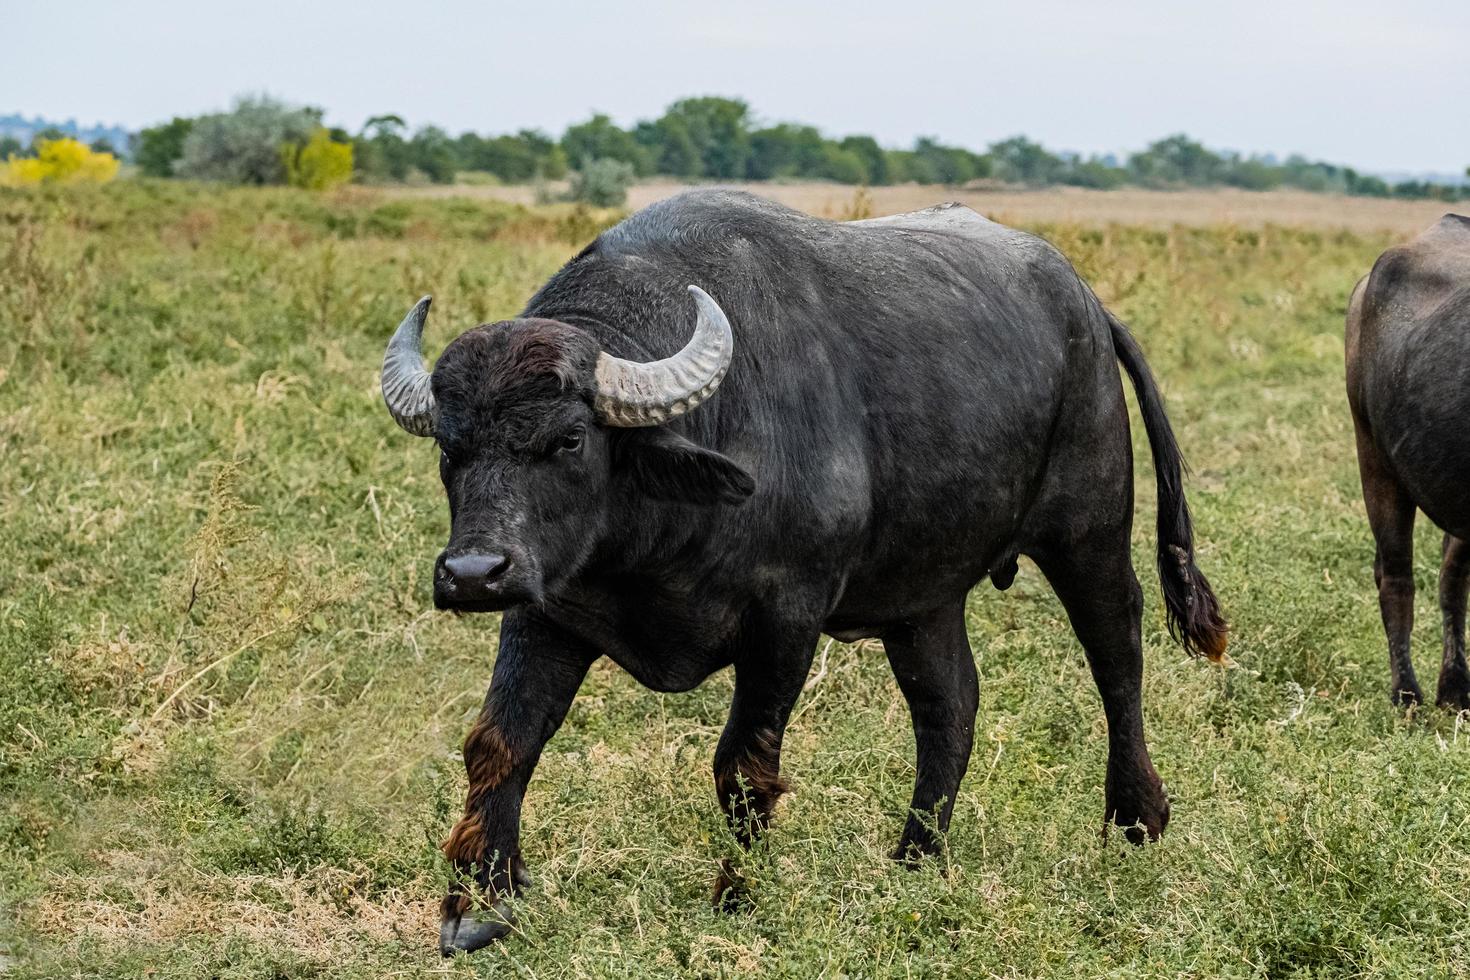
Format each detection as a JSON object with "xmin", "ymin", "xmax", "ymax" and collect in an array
[{"xmin": 2, "ymin": 180, "xmax": 1468, "ymax": 978}]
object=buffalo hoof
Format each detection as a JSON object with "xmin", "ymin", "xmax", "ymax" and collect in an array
[
  {"xmin": 1114, "ymin": 819, "xmax": 1162, "ymax": 846},
  {"xmin": 439, "ymin": 899, "xmax": 515, "ymax": 957},
  {"xmin": 1106, "ymin": 782, "xmax": 1170, "ymax": 845},
  {"xmin": 888, "ymin": 842, "xmax": 941, "ymax": 867},
  {"xmin": 711, "ymin": 858, "xmax": 749, "ymax": 912},
  {"xmin": 1436, "ymin": 665, "xmax": 1470, "ymax": 711},
  {"xmin": 1437, "ymin": 686, "xmax": 1470, "ymax": 712},
  {"xmin": 708, "ymin": 858, "xmax": 740, "ymax": 910},
  {"xmin": 1391, "ymin": 683, "xmax": 1424, "ymax": 709}
]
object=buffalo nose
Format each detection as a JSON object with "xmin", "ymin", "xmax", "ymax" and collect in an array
[{"xmin": 443, "ymin": 553, "xmax": 511, "ymax": 589}]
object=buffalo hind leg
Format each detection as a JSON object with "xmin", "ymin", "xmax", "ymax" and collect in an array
[
  {"xmin": 439, "ymin": 609, "xmax": 595, "ymax": 956},
  {"xmin": 1037, "ymin": 539, "xmax": 1169, "ymax": 843},
  {"xmin": 711, "ymin": 632, "xmax": 816, "ymax": 906},
  {"xmin": 1438, "ymin": 534, "xmax": 1470, "ymax": 710},
  {"xmin": 883, "ymin": 602, "xmax": 979, "ymax": 862},
  {"xmin": 1355, "ymin": 424, "xmax": 1422, "ymax": 706}
]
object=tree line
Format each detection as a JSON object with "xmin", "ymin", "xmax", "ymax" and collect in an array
[
  {"xmin": 6, "ymin": 98, "xmax": 352, "ymax": 190},
  {"xmin": 65, "ymin": 94, "xmax": 1470, "ymax": 201}
]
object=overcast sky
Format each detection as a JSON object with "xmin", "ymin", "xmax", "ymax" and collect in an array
[{"xmin": 8, "ymin": 0, "xmax": 1468, "ymax": 174}]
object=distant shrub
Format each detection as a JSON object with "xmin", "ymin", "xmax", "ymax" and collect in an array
[
  {"xmin": 568, "ymin": 157, "xmax": 634, "ymax": 206},
  {"xmin": 175, "ymin": 95, "xmax": 320, "ymax": 185},
  {"xmin": 282, "ymin": 128, "xmax": 354, "ymax": 190},
  {"xmin": 0, "ymin": 137, "xmax": 118, "ymax": 187},
  {"xmin": 1222, "ymin": 157, "xmax": 1283, "ymax": 191},
  {"xmin": 134, "ymin": 116, "xmax": 195, "ymax": 177},
  {"xmin": 1061, "ymin": 157, "xmax": 1129, "ymax": 189},
  {"xmin": 820, "ymin": 144, "xmax": 869, "ymax": 184},
  {"xmin": 1345, "ymin": 169, "xmax": 1391, "ymax": 198}
]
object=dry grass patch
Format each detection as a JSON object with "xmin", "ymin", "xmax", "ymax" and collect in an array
[{"xmin": 396, "ymin": 179, "xmax": 1462, "ymax": 235}]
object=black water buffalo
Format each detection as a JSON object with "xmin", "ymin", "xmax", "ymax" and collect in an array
[
  {"xmin": 379, "ymin": 190, "xmax": 1228, "ymax": 955},
  {"xmin": 1347, "ymin": 213, "xmax": 1470, "ymax": 708}
]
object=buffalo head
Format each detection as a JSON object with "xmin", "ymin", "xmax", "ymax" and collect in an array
[{"xmin": 381, "ymin": 287, "xmax": 753, "ymax": 612}]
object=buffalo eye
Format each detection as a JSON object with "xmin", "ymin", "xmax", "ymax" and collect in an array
[
  {"xmin": 556, "ymin": 428, "xmax": 585, "ymax": 456},
  {"xmin": 438, "ymin": 440, "xmax": 469, "ymax": 473}
]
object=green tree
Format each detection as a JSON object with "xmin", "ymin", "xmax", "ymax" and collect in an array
[
  {"xmin": 819, "ymin": 144, "xmax": 868, "ymax": 184},
  {"xmin": 134, "ymin": 117, "xmax": 194, "ymax": 177},
  {"xmin": 355, "ymin": 115, "xmax": 412, "ymax": 181},
  {"xmin": 988, "ymin": 136, "xmax": 1064, "ymax": 184},
  {"xmin": 1344, "ymin": 168, "xmax": 1390, "ymax": 197},
  {"xmin": 514, "ymin": 129, "xmax": 567, "ymax": 179},
  {"xmin": 909, "ymin": 137, "xmax": 987, "ymax": 185},
  {"xmin": 363, "ymin": 113, "xmax": 406, "ymax": 132},
  {"xmin": 1128, "ymin": 134, "xmax": 1222, "ymax": 186},
  {"xmin": 462, "ymin": 132, "xmax": 528, "ymax": 181},
  {"xmin": 1390, "ymin": 179, "xmax": 1451, "ymax": 200},
  {"xmin": 635, "ymin": 117, "xmax": 700, "ymax": 177},
  {"xmin": 408, "ymin": 126, "xmax": 457, "ymax": 184},
  {"xmin": 883, "ymin": 149, "xmax": 916, "ymax": 184},
  {"xmin": 562, "ymin": 114, "xmax": 651, "ymax": 175},
  {"xmin": 453, "ymin": 131, "xmax": 491, "ymax": 172},
  {"xmin": 747, "ymin": 124, "xmax": 826, "ymax": 179},
  {"xmin": 456, "ymin": 129, "xmax": 567, "ymax": 182},
  {"xmin": 0, "ymin": 135, "xmax": 23, "ymax": 160},
  {"xmin": 658, "ymin": 97, "xmax": 752, "ymax": 179},
  {"xmin": 1278, "ymin": 155, "xmax": 1343, "ymax": 193},
  {"xmin": 839, "ymin": 135, "xmax": 889, "ymax": 184}
]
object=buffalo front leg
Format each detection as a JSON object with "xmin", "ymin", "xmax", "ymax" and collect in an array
[
  {"xmin": 710, "ymin": 632, "xmax": 816, "ymax": 906},
  {"xmin": 1438, "ymin": 534, "xmax": 1470, "ymax": 710},
  {"xmin": 439, "ymin": 609, "xmax": 596, "ymax": 956},
  {"xmin": 883, "ymin": 602, "xmax": 979, "ymax": 862}
]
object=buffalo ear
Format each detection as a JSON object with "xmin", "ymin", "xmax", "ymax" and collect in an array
[{"xmin": 616, "ymin": 428, "xmax": 755, "ymax": 506}]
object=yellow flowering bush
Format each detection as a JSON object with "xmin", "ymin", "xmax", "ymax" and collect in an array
[
  {"xmin": 0, "ymin": 137, "xmax": 120, "ymax": 187},
  {"xmin": 281, "ymin": 128, "xmax": 354, "ymax": 190}
]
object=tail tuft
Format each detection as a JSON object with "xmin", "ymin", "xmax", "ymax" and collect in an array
[
  {"xmin": 1109, "ymin": 313, "xmax": 1229, "ymax": 662},
  {"xmin": 1160, "ymin": 545, "xmax": 1229, "ymax": 662}
]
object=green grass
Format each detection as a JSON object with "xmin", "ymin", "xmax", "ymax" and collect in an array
[{"xmin": 2, "ymin": 181, "xmax": 1467, "ymax": 978}]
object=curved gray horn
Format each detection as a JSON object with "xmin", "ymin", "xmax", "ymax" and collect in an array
[
  {"xmin": 381, "ymin": 296, "xmax": 437, "ymax": 436},
  {"xmin": 594, "ymin": 285, "xmax": 734, "ymax": 427}
]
